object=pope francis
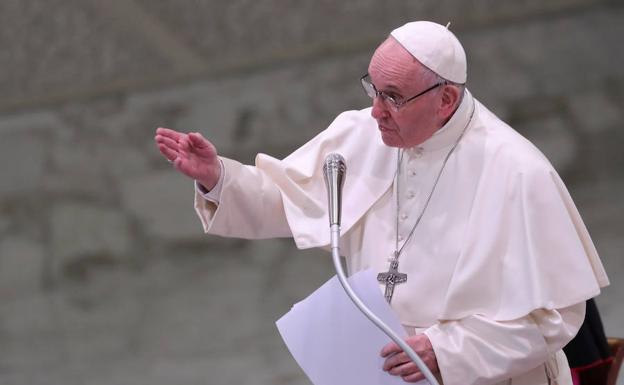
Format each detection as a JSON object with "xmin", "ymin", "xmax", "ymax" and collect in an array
[{"xmin": 154, "ymin": 21, "xmax": 609, "ymax": 385}]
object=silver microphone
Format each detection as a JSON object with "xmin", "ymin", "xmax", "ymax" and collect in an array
[
  {"xmin": 323, "ymin": 153, "xmax": 347, "ymax": 226},
  {"xmin": 321, "ymin": 153, "xmax": 440, "ymax": 385}
]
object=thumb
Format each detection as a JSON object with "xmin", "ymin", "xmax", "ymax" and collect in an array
[
  {"xmin": 188, "ymin": 132, "xmax": 209, "ymax": 148},
  {"xmin": 380, "ymin": 342, "xmax": 402, "ymax": 357}
]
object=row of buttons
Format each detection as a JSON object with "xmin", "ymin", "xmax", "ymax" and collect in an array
[
  {"xmin": 397, "ymin": 146, "xmax": 424, "ymax": 245},
  {"xmin": 408, "ymin": 146, "xmax": 424, "ymax": 157}
]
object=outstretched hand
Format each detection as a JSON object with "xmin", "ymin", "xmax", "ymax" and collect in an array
[
  {"xmin": 154, "ymin": 127, "xmax": 221, "ymax": 190},
  {"xmin": 380, "ymin": 334, "xmax": 439, "ymax": 383}
]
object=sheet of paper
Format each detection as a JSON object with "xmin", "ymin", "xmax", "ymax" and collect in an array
[{"xmin": 276, "ymin": 268, "xmax": 428, "ymax": 385}]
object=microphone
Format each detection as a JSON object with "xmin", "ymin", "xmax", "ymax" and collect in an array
[
  {"xmin": 322, "ymin": 153, "xmax": 347, "ymax": 226},
  {"xmin": 321, "ymin": 152, "xmax": 440, "ymax": 385}
]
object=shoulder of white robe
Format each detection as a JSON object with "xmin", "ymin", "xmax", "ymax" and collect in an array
[
  {"xmin": 256, "ymin": 108, "xmax": 396, "ymax": 249},
  {"xmin": 438, "ymin": 105, "xmax": 608, "ymax": 321}
]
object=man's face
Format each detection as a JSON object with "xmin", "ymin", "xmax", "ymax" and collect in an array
[{"xmin": 367, "ymin": 38, "xmax": 443, "ymax": 148}]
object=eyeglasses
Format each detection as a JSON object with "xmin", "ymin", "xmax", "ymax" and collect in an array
[{"xmin": 360, "ymin": 73, "xmax": 445, "ymax": 111}]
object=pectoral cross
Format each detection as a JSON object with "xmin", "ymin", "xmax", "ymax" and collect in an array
[{"xmin": 377, "ymin": 254, "xmax": 407, "ymax": 303}]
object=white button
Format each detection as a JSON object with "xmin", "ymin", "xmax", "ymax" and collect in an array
[
  {"xmin": 398, "ymin": 235, "xmax": 404, "ymax": 241},
  {"xmin": 408, "ymin": 169, "xmax": 416, "ymax": 176},
  {"xmin": 400, "ymin": 213, "xmax": 408, "ymax": 220},
  {"xmin": 407, "ymin": 190, "xmax": 415, "ymax": 199},
  {"xmin": 414, "ymin": 147, "xmax": 424, "ymax": 157}
]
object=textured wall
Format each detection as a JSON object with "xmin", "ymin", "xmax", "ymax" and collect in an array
[{"xmin": 0, "ymin": 1, "xmax": 622, "ymax": 384}]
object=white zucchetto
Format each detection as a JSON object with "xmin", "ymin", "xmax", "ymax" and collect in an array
[{"xmin": 391, "ymin": 21, "xmax": 467, "ymax": 84}]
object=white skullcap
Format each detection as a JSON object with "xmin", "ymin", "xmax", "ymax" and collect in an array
[{"xmin": 390, "ymin": 21, "xmax": 467, "ymax": 84}]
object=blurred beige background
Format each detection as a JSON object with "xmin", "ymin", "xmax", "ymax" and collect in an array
[{"xmin": 0, "ymin": 1, "xmax": 622, "ymax": 384}]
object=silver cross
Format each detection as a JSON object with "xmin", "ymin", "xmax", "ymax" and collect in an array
[{"xmin": 377, "ymin": 256, "xmax": 407, "ymax": 303}]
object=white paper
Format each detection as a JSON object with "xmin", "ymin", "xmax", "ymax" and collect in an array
[{"xmin": 276, "ymin": 268, "xmax": 428, "ymax": 385}]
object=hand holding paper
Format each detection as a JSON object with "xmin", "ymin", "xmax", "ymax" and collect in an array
[
  {"xmin": 276, "ymin": 269, "xmax": 429, "ymax": 385},
  {"xmin": 381, "ymin": 334, "xmax": 439, "ymax": 383}
]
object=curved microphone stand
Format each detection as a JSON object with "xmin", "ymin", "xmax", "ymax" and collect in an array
[{"xmin": 324, "ymin": 153, "xmax": 439, "ymax": 385}]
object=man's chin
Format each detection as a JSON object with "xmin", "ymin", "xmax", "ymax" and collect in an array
[{"xmin": 380, "ymin": 131, "xmax": 402, "ymax": 148}]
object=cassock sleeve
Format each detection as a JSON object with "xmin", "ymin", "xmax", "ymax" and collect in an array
[
  {"xmin": 194, "ymin": 157, "xmax": 292, "ymax": 239},
  {"xmin": 423, "ymin": 302, "xmax": 586, "ymax": 385},
  {"xmin": 194, "ymin": 108, "xmax": 396, "ymax": 245}
]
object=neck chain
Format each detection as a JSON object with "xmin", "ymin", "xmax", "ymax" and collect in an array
[{"xmin": 377, "ymin": 100, "xmax": 476, "ymax": 303}]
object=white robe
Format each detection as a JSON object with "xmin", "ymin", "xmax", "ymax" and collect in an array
[{"xmin": 194, "ymin": 90, "xmax": 609, "ymax": 385}]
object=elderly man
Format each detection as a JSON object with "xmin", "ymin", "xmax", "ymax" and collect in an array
[{"xmin": 155, "ymin": 21, "xmax": 608, "ymax": 385}]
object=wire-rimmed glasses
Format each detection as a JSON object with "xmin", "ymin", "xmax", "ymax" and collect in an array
[{"xmin": 360, "ymin": 73, "xmax": 445, "ymax": 111}]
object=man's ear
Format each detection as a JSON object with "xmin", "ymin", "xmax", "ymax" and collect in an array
[{"xmin": 439, "ymin": 85, "xmax": 461, "ymax": 120}]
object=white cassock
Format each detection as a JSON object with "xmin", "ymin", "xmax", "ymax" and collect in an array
[{"xmin": 194, "ymin": 90, "xmax": 609, "ymax": 385}]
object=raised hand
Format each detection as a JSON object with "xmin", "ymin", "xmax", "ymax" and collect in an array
[
  {"xmin": 154, "ymin": 127, "xmax": 221, "ymax": 190},
  {"xmin": 380, "ymin": 334, "xmax": 439, "ymax": 383}
]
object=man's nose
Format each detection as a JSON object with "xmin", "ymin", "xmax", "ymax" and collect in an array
[{"xmin": 371, "ymin": 96, "xmax": 389, "ymax": 120}]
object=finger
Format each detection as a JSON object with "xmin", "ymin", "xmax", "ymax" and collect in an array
[
  {"xmin": 155, "ymin": 135, "xmax": 179, "ymax": 151},
  {"xmin": 381, "ymin": 342, "xmax": 403, "ymax": 357},
  {"xmin": 158, "ymin": 144, "xmax": 178, "ymax": 162},
  {"xmin": 188, "ymin": 132, "xmax": 209, "ymax": 148},
  {"xmin": 383, "ymin": 352, "xmax": 409, "ymax": 371},
  {"xmin": 180, "ymin": 136, "xmax": 201, "ymax": 155},
  {"xmin": 389, "ymin": 361, "xmax": 417, "ymax": 376},
  {"xmin": 179, "ymin": 136, "xmax": 192, "ymax": 152},
  {"xmin": 402, "ymin": 371, "xmax": 425, "ymax": 383},
  {"xmin": 156, "ymin": 127, "xmax": 184, "ymax": 142}
]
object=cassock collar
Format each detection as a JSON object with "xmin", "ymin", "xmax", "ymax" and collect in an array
[{"xmin": 412, "ymin": 89, "xmax": 474, "ymax": 154}]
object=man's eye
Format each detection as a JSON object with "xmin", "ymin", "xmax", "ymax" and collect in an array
[{"xmin": 384, "ymin": 93, "xmax": 401, "ymax": 102}]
